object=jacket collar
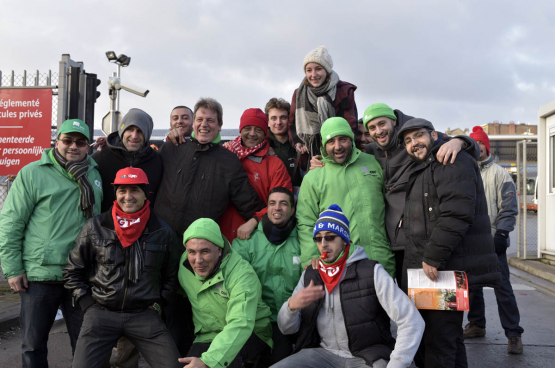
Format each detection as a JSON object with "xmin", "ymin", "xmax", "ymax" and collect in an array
[
  {"xmin": 99, "ymin": 206, "xmax": 162, "ymax": 233},
  {"xmin": 479, "ymin": 155, "xmax": 494, "ymax": 169}
]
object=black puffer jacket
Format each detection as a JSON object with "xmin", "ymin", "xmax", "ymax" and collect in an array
[
  {"xmin": 92, "ymin": 132, "xmax": 163, "ymax": 212},
  {"xmin": 366, "ymin": 110, "xmax": 480, "ymax": 252},
  {"xmin": 154, "ymin": 139, "xmax": 264, "ymax": 244},
  {"xmin": 402, "ymin": 142, "xmax": 500, "ymax": 291},
  {"xmin": 63, "ymin": 210, "xmax": 180, "ymax": 312}
]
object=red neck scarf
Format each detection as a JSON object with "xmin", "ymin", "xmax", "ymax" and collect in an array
[
  {"xmin": 226, "ymin": 135, "xmax": 268, "ymax": 161},
  {"xmin": 112, "ymin": 200, "xmax": 151, "ymax": 247},
  {"xmin": 318, "ymin": 245, "xmax": 350, "ymax": 293}
]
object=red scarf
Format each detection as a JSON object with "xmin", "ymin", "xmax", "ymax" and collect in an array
[
  {"xmin": 318, "ymin": 245, "xmax": 350, "ymax": 293},
  {"xmin": 112, "ymin": 200, "xmax": 151, "ymax": 247},
  {"xmin": 226, "ymin": 135, "xmax": 268, "ymax": 161}
]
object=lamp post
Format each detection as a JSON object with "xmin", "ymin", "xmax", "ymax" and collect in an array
[{"xmin": 102, "ymin": 51, "xmax": 132, "ymax": 134}]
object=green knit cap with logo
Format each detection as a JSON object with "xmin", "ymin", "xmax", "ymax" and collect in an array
[
  {"xmin": 362, "ymin": 103, "xmax": 396, "ymax": 130},
  {"xmin": 320, "ymin": 117, "xmax": 355, "ymax": 148}
]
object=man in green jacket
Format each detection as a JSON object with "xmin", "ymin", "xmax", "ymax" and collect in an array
[
  {"xmin": 296, "ymin": 117, "xmax": 395, "ymax": 277},
  {"xmin": 177, "ymin": 218, "xmax": 273, "ymax": 368},
  {"xmin": 0, "ymin": 119, "xmax": 103, "ymax": 367},
  {"xmin": 232, "ymin": 187, "xmax": 301, "ymax": 365}
]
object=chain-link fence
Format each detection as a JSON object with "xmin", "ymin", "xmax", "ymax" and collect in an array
[{"xmin": 516, "ymin": 140, "xmax": 538, "ymax": 259}]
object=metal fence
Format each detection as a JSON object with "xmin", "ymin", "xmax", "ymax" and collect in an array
[
  {"xmin": 0, "ymin": 70, "xmax": 59, "ymax": 129},
  {"xmin": 516, "ymin": 140, "xmax": 538, "ymax": 259}
]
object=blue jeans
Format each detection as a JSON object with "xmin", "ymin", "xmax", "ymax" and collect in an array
[
  {"xmin": 270, "ymin": 348, "xmax": 388, "ymax": 368},
  {"xmin": 467, "ymin": 249, "xmax": 524, "ymax": 337},
  {"xmin": 20, "ymin": 281, "xmax": 83, "ymax": 368}
]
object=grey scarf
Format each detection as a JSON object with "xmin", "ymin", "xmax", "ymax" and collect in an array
[{"xmin": 295, "ymin": 71, "xmax": 340, "ymax": 157}]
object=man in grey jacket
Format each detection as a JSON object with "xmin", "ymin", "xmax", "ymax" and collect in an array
[
  {"xmin": 464, "ymin": 126, "xmax": 524, "ymax": 354},
  {"xmin": 273, "ymin": 205, "xmax": 424, "ymax": 368}
]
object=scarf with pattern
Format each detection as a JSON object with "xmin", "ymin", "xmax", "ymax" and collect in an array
[
  {"xmin": 226, "ymin": 135, "xmax": 268, "ymax": 161},
  {"xmin": 52, "ymin": 148, "xmax": 95, "ymax": 218}
]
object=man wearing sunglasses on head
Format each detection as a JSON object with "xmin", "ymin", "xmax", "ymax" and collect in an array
[
  {"xmin": 0, "ymin": 119, "xmax": 103, "ymax": 367},
  {"xmin": 273, "ymin": 204, "xmax": 424, "ymax": 368}
]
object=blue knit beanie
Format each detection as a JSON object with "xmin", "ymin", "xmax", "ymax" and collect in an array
[{"xmin": 313, "ymin": 204, "xmax": 350, "ymax": 244}]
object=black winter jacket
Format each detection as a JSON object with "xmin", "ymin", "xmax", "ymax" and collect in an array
[
  {"xmin": 92, "ymin": 132, "xmax": 163, "ymax": 212},
  {"xmin": 154, "ymin": 139, "xmax": 265, "ymax": 244},
  {"xmin": 366, "ymin": 110, "xmax": 480, "ymax": 252},
  {"xmin": 295, "ymin": 260, "xmax": 394, "ymax": 366},
  {"xmin": 63, "ymin": 210, "xmax": 180, "ymax": 312},
  {"xmin": 401, "ymin": 142, "xmax": 500, "ymax": 291}
]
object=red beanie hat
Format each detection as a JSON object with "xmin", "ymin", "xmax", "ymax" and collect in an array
[
  {"xmin": 470, "ymin": 126, "xmax": 490, "ymax": 155},
  {"xmin": 240, "ymin": 108, "xmax": 268, "ymax": 135}
]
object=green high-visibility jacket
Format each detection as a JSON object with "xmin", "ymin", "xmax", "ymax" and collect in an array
[
  {"xmin": 296, "ymin": 147, "xmax": 396, "ymax": 277},
  {"xmin": 232, "ymin": 221, "xmax": 302, "ymax": 322},
  {"xmin": 0, "ymin": 149, "xmax": 103, "ymax": 281},
  {"xmin": 178, "ymin": 238, "xmax": 273, "ymax": 368}
]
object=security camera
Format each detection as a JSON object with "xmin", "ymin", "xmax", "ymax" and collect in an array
[{"xmin": 108, "ymin": 77, "xmax": 149, "ymax": 98}]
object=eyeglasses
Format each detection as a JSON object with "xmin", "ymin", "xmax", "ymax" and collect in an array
[
  {"xmin": 60, "ymin": 137, "xmax": 88, "ymax": 148},
  {"xmin": 403, "ymin": 130, "xmax": 433, "ymax": 147},
  {"xmin": 314, "ymin": 235, "xmax": 339, "ymax": 243}
]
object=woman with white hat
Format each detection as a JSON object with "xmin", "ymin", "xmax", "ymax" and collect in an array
[{"xmin": 289, "ymin": 46, "xmax": 358, "ymax": 159}]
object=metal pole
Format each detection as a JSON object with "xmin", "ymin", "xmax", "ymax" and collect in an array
[
  {"xmin": 116, "ymin": 64, "xmax": 121, "ymax": 112},
  {"xmin": 523, "ymin": 140, "xmax": 528, "ymax": 259},
  {"xmin": 35, "ymin": 70, "xmax": 39, "ymax": 86},
  {"xmin": 0, "ymin": 71, "xmax": 2, "ymax": 86},
  {"xmin": 47, "ymin": 70, "xmax": 51, "ymax": 86},
  {"xmin": 23, "ymin": 70, "xmax": 27, "ymax": 87},
  {"xmin": 516, "ymin": 141, "xmax": 521, "ymax": 258},
  {"xmin": 10, "ymin": 71, "xmax": 14, "ymax": 86}
]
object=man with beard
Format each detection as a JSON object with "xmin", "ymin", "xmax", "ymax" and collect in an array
[
  {"xmin": 296, "ymin": 117, "xmax": 395, "ymax": 277},
  {"xmin": 273, "ymin": 204, "xmax": 424, "ymax": 368},
  {"xmin": 154, "ymin": 97, "xmax": 265, "ymax": 356},
  {"xmin": 311, "ymin": 103, "xmax": 478, "ymax": 286},
  {"xmin": 355, "ymin": 118, "xmax": 372, "ymax": 150},
  {"xmin": 232, "ymin": 187, "xmax": 301, "ymax": 365},
  {"xmin": 399, "ymin": 118, "xmax": 500, "ymax": 368},
  {"xmin": 464, "ymin": 126, "xmax": 523, "ymax": 354},
  {"xmin": 63, "ymin": 168, "xmax": 181, "ymax": 368},
  {"xmin": 0, "ymin": 119, "xmax": 103, "ymax": 367},
  {"xmin": 220, "ymin": 108, "xmax": 292, "ymax": 242},
  {"xmin": 92, "ymin": 108, "xmax": 163, "ymax": 212}
]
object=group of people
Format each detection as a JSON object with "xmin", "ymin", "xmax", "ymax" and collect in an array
[{"xmin": 0, "ymin": 46, "xmax": 524, "ymax": 368}]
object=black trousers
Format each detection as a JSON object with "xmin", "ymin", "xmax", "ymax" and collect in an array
[
  {"xmin": 394, "ymin": 250, "xmax": 404, "ymax": 286},
  {"xmin": 258, "ymin": 322, "xmax": 294, "ymax": 366},
  {"xmin": 164, "ymin": 292, "xmax": 195, "ymax": 356},
  {"xmin": 187, "ymin": 333, "xmax": 267, "ymax": 368},
  {"xmin": 73, "ymin": 305, "xmax": 181, "ymax": 368},
  {"xmin": 415, "ymin": 310, "xmax": 467, "ymax": 368}
]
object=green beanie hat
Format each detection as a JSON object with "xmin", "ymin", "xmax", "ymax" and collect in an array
[
  {"xmin": 183, "ymin": 218, "xmax": 224, "ymax": 248},
  {"xmin": 362, "ymin": 103, "xmax": 396, "ymax": 128},
  {"xmin": 321, "ymin": 117, "xmax": 354, "ymax": 148}
]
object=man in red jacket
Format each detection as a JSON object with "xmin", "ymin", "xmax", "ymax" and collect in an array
[{"xmin": 220, "ymin": 108, "xmax": 292, "ymax": 241}]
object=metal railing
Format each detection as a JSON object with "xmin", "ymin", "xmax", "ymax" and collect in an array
[{"xmin": 516, "ymin": 140, "xmax": 538, "ymax": 259}]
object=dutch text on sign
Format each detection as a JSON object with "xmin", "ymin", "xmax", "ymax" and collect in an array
[{"xmin": 0, "ymin": 89, "xmax": 52, "ymax": 175}]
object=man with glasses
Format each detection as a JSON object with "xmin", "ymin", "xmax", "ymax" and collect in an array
[
  {"xmin": 273, "ymin": 204, "xmax": 424, "ymax": 368},
  {"xmin": 0, "ymin": 119, "xmax": 103, "ymax": 367},
  {"xmin": 399, "ymin": 118, "xmax": 500, "ymax": 368},
  {"xmin": 296, "ymin": 117, "xmax": 395, "ymax": 277}
]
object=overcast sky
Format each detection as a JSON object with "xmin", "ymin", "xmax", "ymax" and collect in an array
[{"xmin": 2, "ymin": 0, "xmax": 555, "ymax": 134}]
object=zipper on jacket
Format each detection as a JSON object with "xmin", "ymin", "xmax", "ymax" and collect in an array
[{"xmin": 121, "ymin": 248, "xmax": 129, "ymax": 311}]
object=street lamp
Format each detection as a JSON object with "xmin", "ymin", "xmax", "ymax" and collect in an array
[{"xmin": 102, "ymin": 51, "xmax": 148, "ymax": 135}]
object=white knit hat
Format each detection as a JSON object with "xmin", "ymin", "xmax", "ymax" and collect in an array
[{"xmin": 303, "ymin": 46, "xmax": 333, "ymax": 74}]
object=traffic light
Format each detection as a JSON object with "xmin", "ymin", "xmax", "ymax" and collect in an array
[{"xmin": 84, "ymin": 73, "xmax": 101, "ymax": 145}]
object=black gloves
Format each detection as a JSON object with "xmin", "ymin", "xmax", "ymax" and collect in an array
[
  {"xmin": 494, "ymin": 230, "xmax": 509, "ymax": 255},
  {"xmin": 78, "ymin": 294, "xmax": 96, "ymax": 312}
]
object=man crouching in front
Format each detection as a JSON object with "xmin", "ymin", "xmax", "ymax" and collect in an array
[
  {"xmin": 272, "ymin": 205, "xmax": 424, "ymax": 368},
  {"xmin": 63, "ymin": 167, "xmax": 181, "ymax": 368},
  {"xmin": 177, "ymin": 218, "xmax": 273, "ymax": 368}
]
